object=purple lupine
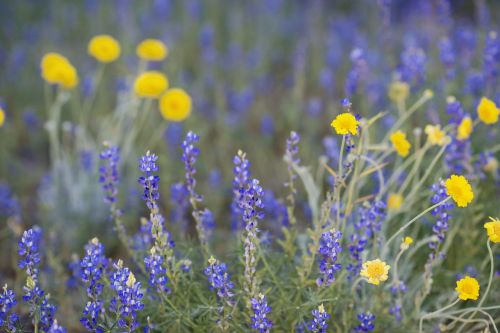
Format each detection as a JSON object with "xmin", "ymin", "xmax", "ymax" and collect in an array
[
  {"xmin": 81, "ymin": 300, "xmax": 104, "ymax": 332},
  {"xmin": 79, "ymin": 238, "xmax": 107, "ymax": 298},
  {"xmin": 307, "ymin": 304, "xmax": 330, "ymax": 333},
  {"xmin": 429, "ymin": 181, "xmax": 454, "ymax": 251},
  {"xmin": 345, "ymin": 48, "xmax": 368, "ymax": 97},
  {"xmin": 181, "ymin": 131, "xmax": 202, "ymax": 202},
  {"xmin": 169, "ymin": 182, "xmax": 190, "ymax": 231},
  {"xmin": 438, "ymin": 37, "xmax": 456, "ymax": 80},
  {"xmin": 483, "ymin": 31, "xmax": 500, "ymax": 89},
  {"xmin": 284, "ymin": 131, "xmax": 300, "ymax": 207},
  {"xmin": 354, "ymin": 312, "xmax": 375, "ymax": 332},
  {"xmin": 444, "ymin": 99, "xmax": 472, "ymax": 176},
  {"xmin": 316, "ymin": 229, "xmax": 342, "ymax": 286},
  {"xmin": 99, "ymin": 145, "xmax": 120, "ymax": 204},
  {"xmin": 108, "ymin": 261, "xmax": 144, "ymax": 331},
  {"xmin": 204, "ymin": 256, "xmax": 234, "ymax": 299},
  {"xmin": 397, "ymin": 45, "xmax": 427, "ymax": 86},
  {"xmin": 0, "ymin": 285, "xmax": 20, "ymax": 332},
  {"xmin": 144, "ymin": 251, "xmax": 169, "ymax": 293},
  {"xmin": 0, "ymin": 183, "xmax": 20, "ymax": 219},
  {"xmin": 48, "ymin": 320, "xmax": 66, "ymax": 333},
  {"xmin": 231, "ymin": 150, "xmax": 251, "ymax": 231},
  {"xmin": 18, "ymin": 226, "xmax": 42, "ymax": 280},
  {"xmin": 250, "ymin": 294, "xmax": 273, "ymax": 333},
  {"xmin": 138, "ymin": 151, "xmax": 161, "ymax": 210}
]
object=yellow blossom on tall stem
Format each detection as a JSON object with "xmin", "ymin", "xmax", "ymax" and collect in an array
[
  {"xmin": 424, "ymin": 125, "xmax": 449, "ymax": 146},
  {"xmin": 477, "ymin": 97, "xmax": 500, "ymax": 125},
  {"xmin": 388, "ymin": 81, "xmax": 410, "ymax": 103},
  {"xmin": 444, "ymin": 174, "xmax": 474, "ymax": 207},
  {"xmin": 455, "ymin": 276, "xmax": 480, "ymax": 301},
  {"xmin": 330, "ymin": 113, "xmax": 360, "ymax": 135},
  {"xmin": 390, "ymin": 130, "xmax": 411, "ymax": 157},
  {"xmin": 40, "ymin": 52, "xmax": 79, "ymax": 89},
  {"xmin": 159, "ymin": 88, "xmax": 192, "ymax": 122},
  {"xmin": 88, "ymin": 34, "xmax": 121, "ymax": 63},
  {"xmin": 484, "ymin": 217, "xmax": 500, "ymax": 243},
  {"xmin": 137, "ymin": 39, "xmax": 168, "ymax": 61},
  {"xmin": 360, "ymin": 259, "xmax": 390, "ymax": 285},
  {"xmin": 457, "ymin": 117, "xmax": 473, "ymax": 140},
  {"xmin": 133, "ymin": 71, "xmax": 169, "ymax": 98}
]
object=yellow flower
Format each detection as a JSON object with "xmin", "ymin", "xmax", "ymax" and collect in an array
[
  {"xmin": 360, "ymin": 259, "xmax": 390, "ymax": 285},
  {"xmin": 400, "ymin": 236, "xmax": 414, "ymax": 250},
  {"xmin": 483, "ymin": 156, "xmax": 498, "ymax": 173},
  {"xmin": 40, "ymin": 52, "xmax": 79, "ymax": 89},
  {"xmin": 137, "ymin": 39, "xmax": 168, "ymax": 61},
  {"xmin": 388, "ymin": 81, "xmax": 410, "ymax": 102},
  {"xmin": 0, "ymin": 108, "xmax": 5, "ymax": 127},
  {"xmin": 425, "ymin": 125, "xmax": 449, "ymax": 146},
  {"xmin": 477, "ymin": 97, "xmax": 500, "ymax": 125},
  {"xmin": 455, "ymin": 276, "xmax": 480, "ymax": 301},
  {"xmin": 133, "ymin": 71, "xmax": 169, "ymax": 98},
  {"xmin": 484, "ymin": 217, "xmax": 500, "ymax": 243},
  {"xmin": 88, "ymin": 35, "xmax": 121, "ymax": 63},
  {"xmin": 126, "ymin": 272, "xmax": 136, "ymax": 288},
  {"xmin": 387, "ymin": 193, "xmax": 403, "ymax": 211},
  {"xmin": 330, "ymin": 113, "xmax": 359, "ymax": 135},
  {"xmin": 445, "ymin": 175, "xmax": 474, "ymax": 208},
  {"xmin": 390, "ymin": 130, "xmax": 411, "ymax": 157},
  {"xmin": 159, "ymin": 88, "xmax": 192, "ymax": 122},
  {"xmin": 457, "ymin": 117, "xmax": 473, "ymax": 141}
]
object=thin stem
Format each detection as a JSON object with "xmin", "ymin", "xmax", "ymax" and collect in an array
[
  {"xmin": 382, "ymin": 197, "xmax": 451, "ymax": 258},
  {"xmin": 419, "ymin": 298, "xmax": 460, "ymax": 333},
  {"xmin": 336, "ymin": 135, "xmax": 346, "ymax": 229}
]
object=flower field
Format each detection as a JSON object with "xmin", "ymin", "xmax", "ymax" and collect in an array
[{"xmin": 1, "ymin": 1, "xmax": 500, "ymax": 332}]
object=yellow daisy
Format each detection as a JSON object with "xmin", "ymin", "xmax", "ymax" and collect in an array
[
  {"xmin": 330, "ymin": 113, "xmax": 360, "ymax": 136},
  {"xmin": 444, "ymin": 175, "xmax": 474, "ymax": 208},
  {"xmin": 455, "ymin": 276, "xmax": 480, "ymax": 301},
  {"xmin": 360, "ymin": 259, "xmax": 390, "ymax": 285}
]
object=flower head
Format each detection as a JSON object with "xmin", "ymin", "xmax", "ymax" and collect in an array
[
  {"xmin": 401, "ymin": 236, "xmax": 413, "ymax": 250},
  {"xmin": 138, "ymin": 151, "xmax": 161, "ymax": 210},
  {"xmin": 0, "ymin": 107, "xmax": 5, "ymax": 127},
  {"xmin": 307, "ymin": 304, "xmax": 330, "ymax": 333},
  {"xmin": 360, "ymin": 259, "xmax": 390, "ymax": 285},
  {"xmin": 134, "ymin": 71, "xmax": 169, "ymax": 98},
  {"xmin": 40, "ymin": 52, "xmax": 79, "ymax": 89},
  {"xmin": 388, "ymin": 81, "xmax": 410, "ymax": 102},
  {"xmin": 425, "ymin": 125, "xmax": 449, "ymax": 146},
  {"xmin": 444, "ymin": 175, "xmax": 474, "ymax": 207},
  {"xmin": 88, "ymin": 35, "xmax": 121, "ymax": 63},
  {"xmin": 390, "ymin": 130, "xmax": 411, "ymax": 157},
  {"xmin": 159, "ymin": 88, "xmax": 192, "ymax": 122},
  {"xmin": 316, "ymin": 229, "xmax": 343, "ymax": 286},
  {"xmin": 484, "ymin": 217, "xmax": 500, "ymax": 243},
  {"xmin": 387, "ymin": 193, "xmax": 403, "ymax": 211},
  {"xmin": 477, "ymin": 97, "xmax": 500, "ymax": 125},
  {"xmin": 455, "ymin": 276, "xmax": 480, "ymax": 300},
  {"xmin": 204, "ymin": 256, "xmax": 234, "ymax": 299},
  {"xmin": 354, "ymin": 312, "xmax": 375, "ymax": 332},
  {"xmin": 250, "ymin": 293, "xmax": 273, "ymax": 333},
  {"xmin": 331, "ymin": 113, "xmax": 360, "ymax": 135},
  {"xmin": 457, "ymin": 117, "xmax": 473, "ymax": 141},
  {"xmin": 137, "ymin": 39, "xmax": 168, "ymax": 61}
]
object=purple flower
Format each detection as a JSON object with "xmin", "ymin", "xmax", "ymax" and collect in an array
[
  {"xmin": 138, "ymin": 151, "xmax": 160, "ymax": 210},
  {"xmin": 204, "ymin": 257, "xmax": 234, "ymax": 299},
  {"xmin": 99, "ymin": 145, "xmax": 120, "ymax": 204},
  {"xmin": 316, "ymin": 229, "xmax": 342, "ymax": 286},
  {"xmin": 250, "ymin": 294, "xmax": 273, "ymax": 333},
  {"xmin": 354, "ymin": 312, "xmax": 375, "ymax": 332},
  {"xmin": 307, "ymin": 305, "xmax": 330, "ymax": 333}
]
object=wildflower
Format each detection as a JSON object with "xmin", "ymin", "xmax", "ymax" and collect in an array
[
  {"xmin": 40, "ymin": 52, "xmax": 79, "ymax": 89},
  {"xmin": 18, "ymin": 226, "xmax": 43, "ymax": 280},
  {"xmin": 354, "ymin": 312, "xmax": 375, "ymax": 332},
  {"xmin": 134, "ymin": 71, "xmax": 169, "ymax": 98},
  {"xmin": 401, "ymin": 236, "xmax": 413, "ymax": 250},
  {"xmin": 307, "ymin": 304, "xmax": 330, "ymax": 333},
  {"xmin": 81, "ymin": 300, "xmax": 104, "ymax": 332},
  {"xmin": 181, "ymin": 131, "xmax": 201, "ymax": 201},
  {"xmin": 99, "ymin": 144, "xmax": 120, "ymax": 204},
  {"xmin": 159, "ymin": 88, "xmax": 192, "ymax": 122},
  {"xmin": 48, "ymin": 320, "xmax": 66, "ymax": 333},
  {"xmin": 169, "ymin": 182, "xmax": 190, "ymax": 228},
  {"xmin": 388, "ymin": 81, "xmax": 409, "ymax": 102},
  {"xmin": 284, "ymin": 131, "xmax": 300, "ymax": 206},
  {"xmin": 79, "ymin": 238, "xmax": 107, "ymax": 298},
  {"xmin": 360, "ymin": 259, "xmax": 390, "ymax": 285},
  {"xmin": 0, "ymin": 107, "xmax": 4, "ymax": 127},
  {"xmin": 109, "ymin": 260, "xmax": 144, "ymax": 330},
  {"xmin": 484, "ymin": 217, "xmax": 500, "ymax": 243},
  {"xmin": 204, "ymin": 256, "xmax": 234, "ymax": 299},
  {"xmin": 330, "ymin": 112, "xmax": 360, "ymax": 135},
  {"xmin": 231, "ymin": 150, "xmax": 251, "ymax": 230},
  {"xmin": 425, "ymin": 125, "xmax": 449, "ymax": 146},
  {"xmin": 144, "ymin": 249, "xmax": 169, "ymax": 293},
  {"xmin": 137, "ymin": 39, "xmax": 168, "ymax": 61},
  {"xmin": 0, "ymin": 285, "xmax": 20, "ymax": 332},
  {"xmin": 250, "ymin": 293, "xmax": 273, "ymax": 333},
  {"xmin": 387, "ymin": 193, "xmax": 403, "ymax": 211},
  {"xmin": 457, "ymin": 117, "xmax": 473, "ymax": 140},
  {"xmin": 444, "ymin": 175, "xmax": 474, "ymax": 207},
  {"xmin": 477, "ymin": 97, "xmax": 500, "ymax": 124},
  {"xmin": 88, "ymin": 34, "xmax": 121, "ymax": 63},
  {"xmin": 138, "ymin": 151, "xmax": 160, "ymax": 210},
  {"xmin": 316, "ymin": 229, "xmax": 342, "ymax": 286},
  {"xmin": 390, "ymin": 130, "xmax": 411, "ymax": 157},
  {"xmin": 455, "ymin": 276, "xmax": 480, "ymax": 301},
  {"xmin": 0, "ymin": 183, "xmax": 20, "ymax": 220}
]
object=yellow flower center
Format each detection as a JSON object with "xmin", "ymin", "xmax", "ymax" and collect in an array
[{"xmin": 367, "ymin": 262, "xmax": 384, "ymax": 278}]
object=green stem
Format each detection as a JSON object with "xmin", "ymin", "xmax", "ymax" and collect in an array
[{"xmin": 419, "ymin": 298, "xmax": 460, "ymax": 333}]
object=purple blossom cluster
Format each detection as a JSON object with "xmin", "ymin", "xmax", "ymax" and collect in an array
[
  {"xmin": 307, "ymin": 305, "xmax": 330, "ymax": 333},
  {"xmin": 204, "ymin": 257, "xmax": 234, "ymax": 299},
  {"xmin": 354, "ymin": 312, "xmax": 375, "ymax": 332},
  {"xmin": 316, "ymin": 229, "xmax": 342, "ymax": 287},
  {"xmin": 250, "ymin": 294, "xmax": 273, "ymax": 333},
  {"xmin": 99, "ymin": 145, "xmax": 120, "ymax": 204}
]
